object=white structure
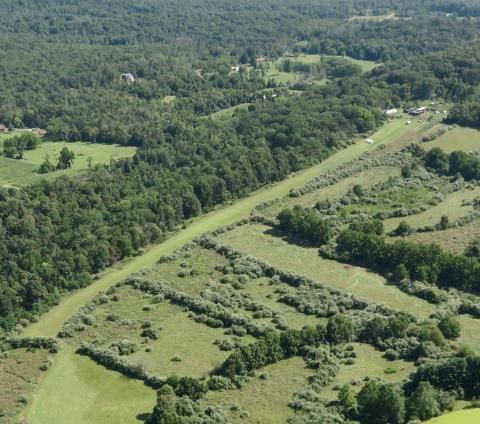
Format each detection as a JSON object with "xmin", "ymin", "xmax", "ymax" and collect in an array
[
  {"xmin": 231, "ymin": 66, "xmax": 240, "ymax": 72},
  {"xmin": 121, "ymin": 73, "xmax": 135, "ymax": 84},
  {"xmin": 365, "ymin": 138, "xmax": 374, "ymax": 144},
  {"xmin": 385, "ymin": 108, "xmax": 398, "ymax": 115}
]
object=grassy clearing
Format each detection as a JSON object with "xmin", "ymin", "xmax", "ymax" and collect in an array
[
  {"xmin": 161, "ymin": 95, "xmax": 176, "ymax": 104},
  {"xmin": 25, "ymin": 117, "xmax": 415, "ymax": 339},
  {"xmin": 0, "ymin": 348, "xmax": 48, "ymax": 423},
  {"xmin": 0, "ymin": 140, "xmax": 136, "ymax": 186},
  {"xmin": 242, "ymin": 277, "xmax": 324, "ymax": 330},
  {"xmin": 384, "ymin": 187, "xmax": 480, "ymax": 232},
  {"xmin": 348, "ymin": 13, "xmax": 397, "ymax": 22},
  {"xmin": 342, "ymin": 184, "xmax": 434, "ymax": 216},
  {"xmin": 406, "ymin": 220, "xmax": 480, "ymax": 255},
  {"xmin": 424, "ymin": 126, "xmax": 480, "ymax": 153},
  {"xmin": 217, "ymin": 224, "xmax": 435, "ymax": 318},
  {"xmin": 426, "ymin": 408, "xmax": 480, "ymax": 423},
  {"xmin": 208, "ymin": 103, "xmax": 252, "ymax": 120},
  {"xmin": 201, "ymin": 356, "xmax": 309, "ymax": 424},
  {"xmin": 144, "ymin": 245, "xmax": 228, "ymax": 296},
  {"xmin": 458, "ymin": 315, "xmax": 480, "ymax": 354},
  {"xmin": 261, "ymin": 166, "xmax": 400, "ymax": 218},
  {"xmin": 71, "ymin": 287, "xmax": 233, "ymax": 379},
  {"xmin": 279, "ymin": 54, "xmax": 377, "ymax": 73},
  {"xmin": 23, "ymin": 345, "xmax": 155, "ymax": 424},
  {"xmin": 321, "ymin": 343, "xmax": 415, "ymax": 400}
]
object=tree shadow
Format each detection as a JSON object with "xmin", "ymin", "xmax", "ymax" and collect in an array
[
  {"xmin": 263, "ymin": 226, "xmax": 321, "ymax": 249},
  {"xmin": 136, "ymin": 412, "xmax": 150, "ymax": 422}
]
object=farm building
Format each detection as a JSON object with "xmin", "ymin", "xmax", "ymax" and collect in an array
[
  {"xmin": 408, "ymin": 106, "xmax": 428, "ymax": 116},
  {"xmin": 121, "ymin": 73, "xmax": 135, "ymax": 84},
  {"xmin": 0, "ymin": 124, "xmax": 9, "ymax": 133},
  {"xmin": 255, "ymin": 56, "xmax": 267, "ymax": 64},
  {"xmin": 385, "ymin": 108, "xmax": 398, "ymax": 115}
]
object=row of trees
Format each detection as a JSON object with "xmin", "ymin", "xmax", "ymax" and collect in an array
[
  {"xmin": 336, "ymin": 227, "xmax": 480, "ymax": 293},
  {"xmin": 2, "ymin": 133, "xmax": 41, "ymax": 159},
  {"xmin": 423, "ymin": 147, "xmax": 480, "ymax": 180}
]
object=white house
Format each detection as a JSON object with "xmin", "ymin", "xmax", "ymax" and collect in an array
[{"xmin": 385, "ymin": 108, "xmax": 398, "ymax": 115}]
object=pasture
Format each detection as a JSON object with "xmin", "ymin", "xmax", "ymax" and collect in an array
[
  {"xmin": 208, "ymin": 103, "xmax": 252, "ymax": 120},
  {"xmin": 424, "ymin": 126, "xmax": 480, "ymax": 153},
  {"xmin": 0, "ymin": 140, "xmax": 136, "ymax": 186},
  {"xmin": 426, "ymin": 409, "xmax": 480, "ymax": 424},
  {"xmin": 24, "ymin": 345, "xmax": 155, "ymax": 424}
]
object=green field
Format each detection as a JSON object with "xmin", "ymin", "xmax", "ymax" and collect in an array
[
  {"xmin": 424, "ymin": 126, "xmax": 480, "ymax": 153},
  {"xmin": 23, "ymin": 345, "xmax": 155, "ymax": 424},
  {"xmin": 280, "ymin": 54, "xmax": 378, "ymax": 73},
  {"xmin": 0, "ymin": 140, "xmax": 136, "ymax": 186},
  {"xmin": 426, "ymin": 408, "xmax": 480, "ymax": 424},
  {"xmin": 217, "ymin": 223, "xmax": 436, "ymax": 318},
  {"xmin": 201, "ymin": 356, "xmax": 310, "ymax": 424},
  {"xmin": 264, "ymin": 54, "xmax": 377, "ymax": 85}
]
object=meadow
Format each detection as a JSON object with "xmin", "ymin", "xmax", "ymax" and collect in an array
[
  {"xmin": 0, "ymin": 139, "xmax": 136, "ymax": 186},
  {"xmin": 424, "ymin": 126, "xmax": 480, "ymax": 153}
]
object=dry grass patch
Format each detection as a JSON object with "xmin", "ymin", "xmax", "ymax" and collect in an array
[{"xmin": 0, "ymin": 348, "xmax": 48, "ymax": 423}]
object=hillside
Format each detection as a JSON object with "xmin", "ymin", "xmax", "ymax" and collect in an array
[{"xmin": 1, "ymin": 1, "xmax": 480, "ymax": 424}]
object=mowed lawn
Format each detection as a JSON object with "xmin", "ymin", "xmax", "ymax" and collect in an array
[
  {"xmin": 217, "ymin": 224, "xmax": 436, "ymax": 318},
  {"xmin": 201, "ymin": 356, "xmax": 310, "ymax": 424},
  {"xmin": 424, "ymin": 126, "xmax": 480, "ymax": 153},
  {"xmin": 0, "ymin": 140, "xmax": 136, "ymax": 186},
  {"xmin": 23, "ymin": 345, "xmax": 155, "ymax": 424}
]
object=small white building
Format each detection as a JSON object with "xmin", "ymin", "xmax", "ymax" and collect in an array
[
  {"xmin": 231, "ymin": 66, "xmax": 240, "ymax": 72},
  {"xmin": 365, "ymin": 138, "xmax": 374, "ymax": 144},
  {"xmin": 385, "ymin": 108, "xmax": 398, "ymax": 115}
]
